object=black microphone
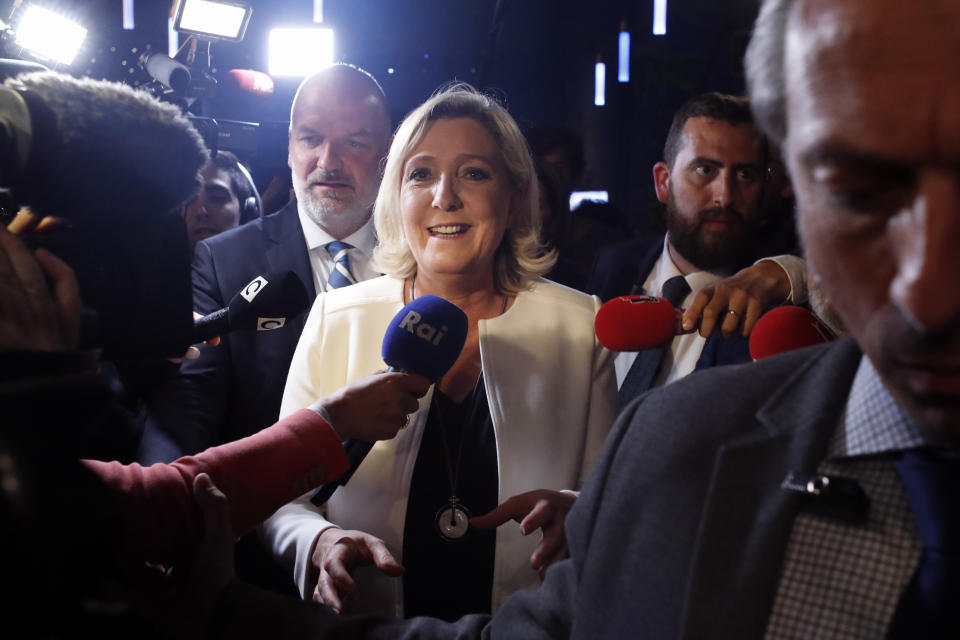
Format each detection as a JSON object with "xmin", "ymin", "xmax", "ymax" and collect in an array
[
  {"xmin": 311, "ymin": 295, "xmax": 468, "ymax": 506},
  {"xmin": 193, "ymin": 272, "xmax": 310, "ymax": 344}
]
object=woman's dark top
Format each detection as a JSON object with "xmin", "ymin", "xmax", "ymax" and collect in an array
[{"xmin": 402, "ymin": 376, "xmax": 499, "ymax": 621}]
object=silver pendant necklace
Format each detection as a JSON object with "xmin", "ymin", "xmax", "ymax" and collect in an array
[
  {"xmin": 410, "ymin": 275, "xmax": 502, "ymax": 541},
  {"xmin": 431, "ymin": 377, "xmax": 482, "ymax": 541}
]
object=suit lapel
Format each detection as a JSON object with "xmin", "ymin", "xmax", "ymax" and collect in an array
[
  {"xmin": 263, "ymin": 201, "xmax": 315, "ymax": 336},
  {"xmin": 680, "ymin": 338, "xmax": 863, "ymax": 639}
]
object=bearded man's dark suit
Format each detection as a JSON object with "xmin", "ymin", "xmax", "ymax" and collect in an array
[
  {"xmin": 208, "ymin": 338, "xmax": 864, "ymax": 639},
  {"xmin": 585, "ymin": 234, "xmax": 753, "ymax": 402},
  {"xmin": 139, "ymin": 200, "xmax": 315, "ymax": 463}
]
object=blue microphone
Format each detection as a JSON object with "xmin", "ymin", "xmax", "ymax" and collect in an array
[
  {"xmin": 311, "ymin": 295, "xmax": 467, "ymax": 505},
  {"xmin": 382, "ymin": 294, "xmax": 468, "ymax": 381}
]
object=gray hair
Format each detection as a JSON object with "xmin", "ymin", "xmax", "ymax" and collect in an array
[
  {"xmin": 373, "ymin": 83, "xmax": 555, "ymax": 295},
  {"xmin": 745, "ymin": 0, "xmax": 795, "ymax": 145}
]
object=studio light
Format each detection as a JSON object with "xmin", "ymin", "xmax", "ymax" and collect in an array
[
  {"xmin": 594, "ymin": 60, "xmax": 606, "ymax": 106},
  {"xmin": 653, "ymin": 0, "xmax": 667, "ymax": 36},
  {"xmin": 618, "ymin": 29, "xmax": 630, "ymax": 83},
  {"xmin": 15, "ymin": 5, "xmax": 87, "ymax": 65},
  {"xmin": 174, "ymin": 0, "xmax": 252, "ymax": 42},
  {"xmin": 268, "ymin": 28, "xmax": 334, "ymax": 77}
]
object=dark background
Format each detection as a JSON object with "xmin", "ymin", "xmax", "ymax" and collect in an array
[{"xmin": 1, "ymin": 0, "xmax": 763, "ymax": 232}]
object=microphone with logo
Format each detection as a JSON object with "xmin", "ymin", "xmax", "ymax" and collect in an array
[
  {"xmin": 748, "ymin": 305, "xmax": 837, "ymax": 360},
  {"xmin": 594, "ymin": 295, "xmax": 685, "ymax": 351},
  {"xmin": 310, "ymin": 294, "xmax": 468, "ymax": 506},
  {"xmin": 193, "ymin": 271, "xmax": 310, "ymax": 344}
]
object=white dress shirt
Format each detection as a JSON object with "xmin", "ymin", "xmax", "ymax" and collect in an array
[
  {"xmin": 613, "ymin": 237, "xmax": 808, "ymax": 389},
  {"xmin": 296, "ymin": 204, "xmax": 380, "ymax": 293}
]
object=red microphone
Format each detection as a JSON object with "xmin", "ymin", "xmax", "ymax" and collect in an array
[
  {"xmin": 224, "ymin": 69, "xmax": 275, "ymax": 96},
  {"xmin": 749, "ymin": 306, "xmax": 837, "ymax": 360},
  {"xmin": 595, "ymin": 295, "xmax": 683, "ymax": 351}
]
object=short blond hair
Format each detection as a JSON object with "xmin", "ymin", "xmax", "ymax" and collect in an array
[{"xmin": 373, "ymin": 83, "xmax": 555, "ymax": 295}]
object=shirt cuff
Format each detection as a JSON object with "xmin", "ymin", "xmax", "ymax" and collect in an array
[{"xmin": 754, "ymin": 254, "xmax": 808, "ymax": 305}]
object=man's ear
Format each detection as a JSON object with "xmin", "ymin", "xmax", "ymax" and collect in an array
[{"xmin": 653, "ymin": 162, "xmax": 671, "ymax": 204}]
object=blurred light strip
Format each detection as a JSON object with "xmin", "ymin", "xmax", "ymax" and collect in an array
[
  {"xmin": 314, "ymin": 0, "xmax": 324, "ymax": 23},
  {"xmin": 168, "ymin": 17, "xmax": 179, "ymax": 57},
  {"xmin": 618, "ymin": 31, "xmax": 630, "ymax": 82},
  {"xmin": 653, "ymin": 0, "xmax": 667, "ymax": 36},
  {"xmin": 594, "ymin": 61, "xmax": 606, "ymax": 106},
  {"xmin": 123, "ymin": 0, "xmax": 135, "ymax": 30}
]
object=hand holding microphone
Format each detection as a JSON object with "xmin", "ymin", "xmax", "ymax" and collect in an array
[
  {"xmin": 595, "ymin": 294, "xmax": 693, "ymax": 351},
  {"xmin": 310, "ymin": 294, "xmax": 468, "ymax": 505},
  {"xmin": 314, "ymin": 370, "xmax": 432, "ymax": 443}
]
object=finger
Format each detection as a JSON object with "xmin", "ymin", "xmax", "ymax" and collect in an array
[
  {"xmin": 741, "ymin": 297, "xmax": 764, "ymax": 337},
  {"xmin": 192, "ymin": 473, "xmax": 233, "ymax": 542},
  {"xmin": 682, "ymin": 290, "xmax": 710, "ymax": 333},
  {"xmin": 536, "ymin": 545, "xmax": 569, "ymax": 580},
  {"xmin": 323, "ymin": 559, "xmax": 358, "ymax": 599},
  {"xmin": 316, "ymin": 574, "xmax": 345, "ymax": 613},
  {"xmin": 0, "ymin": 227, "xmax": 50, "ymax": 308},
  {"xmin": 698, "ymin": 294, "xmax": 725, "ymax": 338},
  {"xmin": 34, "ymin": 248, "xmax": 81, "ymax": 348},
  {"xmin": 518, "ymin": 500, "xmax": 553, "ymax": 535},
  {"xmin": 183, "ymin": 345, "xmax": 202, "ymax": 360},
  {"xmin": 369, "ymin": 540, "xmax": 404, "ymax": 576},
  {"xmin": 532, "ymin": 523, "xmax": 566, "ymax": 567},
  {"xmin": 206, "ymin": 335, "xmax": 220, "ymax": 347},
  {"xmin": 720, "ymin": 290, "xmax": 748, "ymax": 338},
  {"xmin": 404, "ymin": 373, "xmax": 432, "ymax": 396},
  {"xmin": 471, "ymin": 500, "xmax": 522, "ymax": 530}
]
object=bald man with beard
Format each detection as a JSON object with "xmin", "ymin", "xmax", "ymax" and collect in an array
[{"xmin": 140, "ymin": 64, "xmax": 391, "ymax": 464}]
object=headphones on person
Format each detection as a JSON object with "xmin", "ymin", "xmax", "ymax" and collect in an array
[{"xmin": 233, "ymin": 159, "xmax": 263, "ymax": 222}]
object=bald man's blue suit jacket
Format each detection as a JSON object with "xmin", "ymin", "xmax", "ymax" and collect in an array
[{"xmin": 140, "ymin": 200, "xmax": 315, "ymax": 463}]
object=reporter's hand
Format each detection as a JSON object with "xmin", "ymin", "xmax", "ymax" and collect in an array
[
  {"xmin": 0, "ymin": 225, "xmax": 80, "ymax": 350},
  {"xmin": 682, "ymin": 260, "xmax": 791, "ymax": 339},
  {"xmin": 190, "ymin": 473, "xmax": 237, "ymax": 612},
  {"xmin": 471, "ymin": 489, "xmax": 576, "ymax": 580},
  {"xmin": 169, "ymin": 312, "xmax": 220, "ymax": 363},
  {"xmin": 315, "ymin": 370, "xmax": 432, "ymax": 442},
  {"xmin": 310, "ymin": 527, "xmax": 403, "ymax": 613}
]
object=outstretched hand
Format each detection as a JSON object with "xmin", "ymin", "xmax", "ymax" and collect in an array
[
  {"xmin": 471, "ymin": 489, "xmax": 577, "ymax": 580},
  {"xmin": 682, "ymin": 260, "xmax": 791, "ymax": 339},
  {"xmin": 310, "ymin": 527, "xmax": 404, "ymax": 614},
  {"xmin": 0, "ymin": 225, "xmax": 80, "ymax": 350},
  {"xmin": 314, "ymin": 370, "xmax": 432, "ymax": 442},
  {"xmin": 190, "ymin": 473, "xmax": 237, "ymax": 613}
]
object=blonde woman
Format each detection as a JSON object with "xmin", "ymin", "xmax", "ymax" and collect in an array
[{"xmin": 263, "ymin": 84, "xmax": 617, "ymax": 621}]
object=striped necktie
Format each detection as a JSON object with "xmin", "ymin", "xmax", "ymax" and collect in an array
[{"xmin": 326, "ymin": 241, "xmax": 357, "ymax": 290}]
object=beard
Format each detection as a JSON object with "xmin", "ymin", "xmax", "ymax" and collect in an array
[
  {"xmin": 665, "ymin": 190, "xmax": 757, "ymax": 271},
  {"xmin": 292, "ymin": 168, "xmax": 372, "ymax": 237}
]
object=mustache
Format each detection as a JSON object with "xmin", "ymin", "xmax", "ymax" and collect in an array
[
  {"xmin": 697, "ymin": 206, "xmax": 745, "ymax": 225},
  {"xmin": 307, "ymin": 168, "xmax": 353, "ymax": 187}
]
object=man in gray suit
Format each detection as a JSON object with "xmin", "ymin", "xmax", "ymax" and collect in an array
[{"xmin": 196, "ymin": 0, "xmax": 960, "ymax": 636}]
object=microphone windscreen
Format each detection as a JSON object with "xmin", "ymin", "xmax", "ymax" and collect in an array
[
  {"xmin": 749, "ymin": 305, "xmax": 837, "ymax": 360},
  {"xmin": 225, "ymin": 69, "xmax": 275, "ymax": 96},
  {"xmin": 382, "ymin": 295, "xmax": 468, "ymax": 381},
  {"xmin": 4, "ymin": 71, "xmax": 208, "ymax": 221},
  {"xmin": 595, "ymin": 295, "xmax": 677, "ymax": 351},
  {"xmin": 225, "ymin": 271, "xmax": 311, "ymax": 332}
]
